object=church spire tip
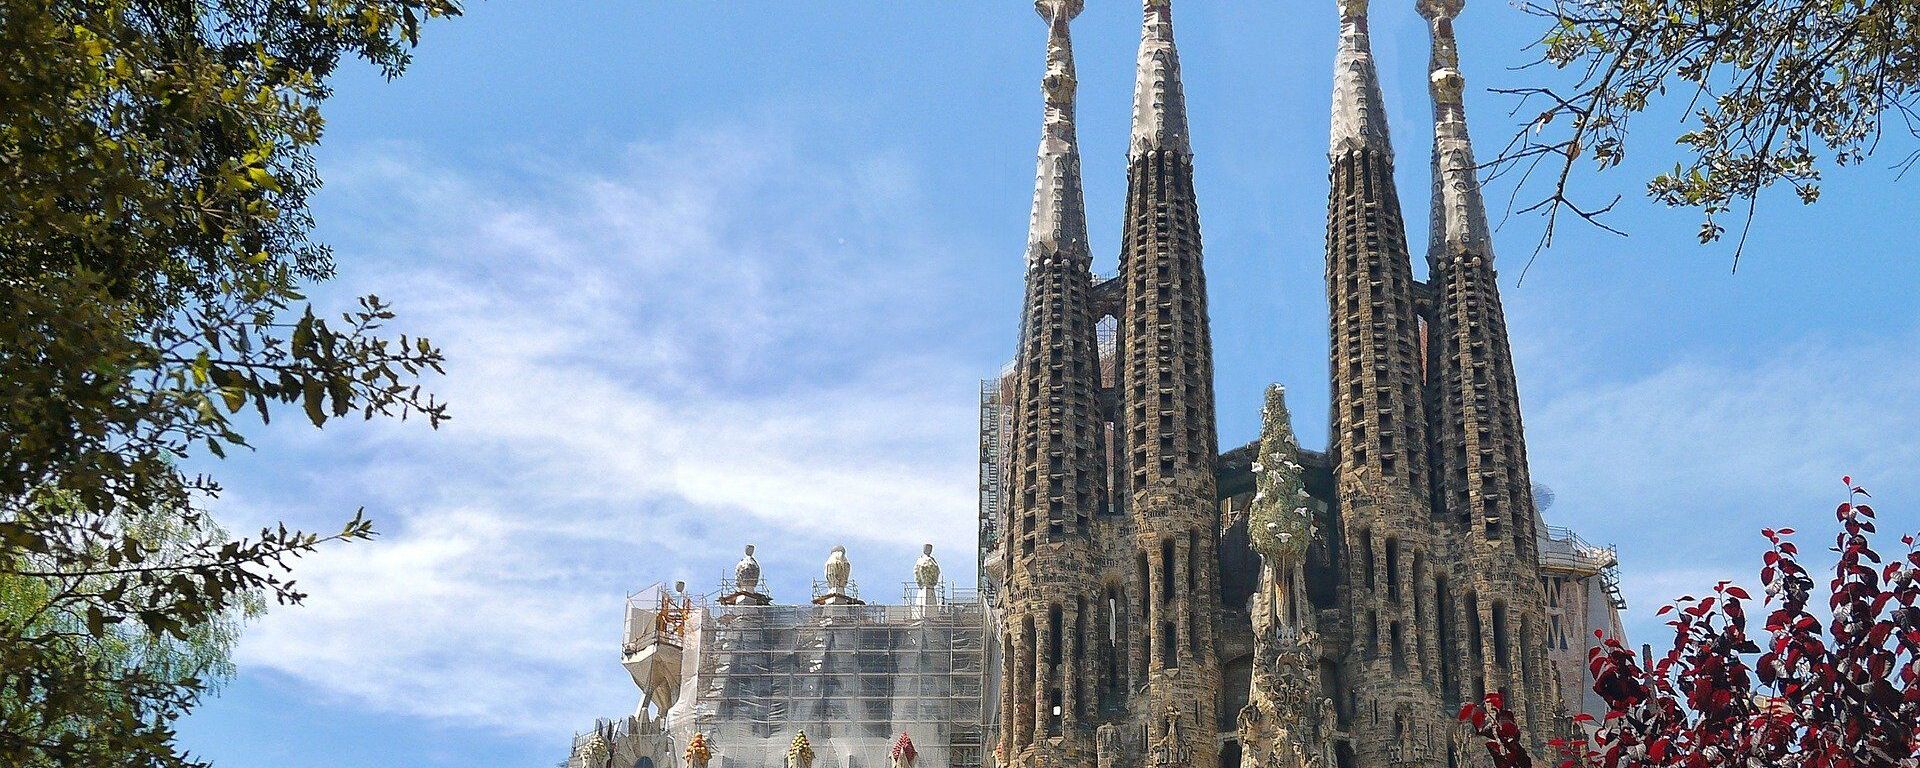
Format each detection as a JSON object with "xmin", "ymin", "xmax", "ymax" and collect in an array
[
  {"xmin": 1026, "ymin": 0, "xmax": 1088, "ymax": 262},
  {"xmin": 1421, "ymin": 0, "xmax": 1491, "ymax": 255},
  {"xmin": 1330, "ymin": 0, "xmax": 1393, "ymax": 161},
  {"xmin": 1130, "ymin": 0, "xmax": 1191, "ymax": 157}
]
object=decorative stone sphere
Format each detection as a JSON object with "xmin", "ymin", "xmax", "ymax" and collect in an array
[
  {"xmin": 1418, "ymin": 0, "xmax": 1464, "ymax": 20},
  {"xmin": 1034, "ymin": 0, "xmax": 1084, "ymax": 21}
]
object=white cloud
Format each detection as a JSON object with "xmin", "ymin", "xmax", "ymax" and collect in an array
[
  {"xmin": 226, "ymin": 127, "xmax": 988, "ymax": 735},
  {"xmin": 1522, "ymin": 329, "xmax": 1920, "ymax": 637}
]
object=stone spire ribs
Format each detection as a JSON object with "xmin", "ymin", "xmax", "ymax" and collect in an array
[
  {"xmin": 1001, "ymin": 3, "xmax": 1109, "ymax": 767},
  {"xmin": 1130, "ymin": 0, "xmax": 1190, "ymax": 157},
  {"xmin": 1324, "ymin": 0, "xmax": 1445, "ymax": 764},
  {"xmin": 1118, "ymin": 2, "xmax": 1220, "ymax": 766},
  {"xmin": 1330, "ymin": 0, "xmax": 1392, "ymax": 161},
  {"xmin": 1419, "ymin": 0, "xmax": 1561, "ymax": 751}
]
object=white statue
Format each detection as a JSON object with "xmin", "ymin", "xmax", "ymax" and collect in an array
[
  {"xmin": 824, "ymin": 546, "xmax": 852, "ymax": 592},
  {"xmin": 914, "ymin": 544, "xmax": 941, "ymax": 588},
  {"xmin": 735, "ymin": 544, "xmax": 762, "ymax": 592}
]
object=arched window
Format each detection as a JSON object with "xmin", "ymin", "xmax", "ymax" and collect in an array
[{"xmin": 636, "ymin": 757, "xmax": 655, "ymax": 768}]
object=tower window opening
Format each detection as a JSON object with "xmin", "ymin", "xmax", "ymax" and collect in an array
[
  {"xmin": 1466, "ymin": 594, "xmax": 1485, "ymax": 667},
  {"xmin": 1360, "ymin": 529, "xmax": 1376, "ymax": 590},
  {"xmin": 1384, "ymin": 539, "xmax": 1401, "ymax": 602},
  {"xmin": 1391, "ymin": 621, "xmax": 1407, "ymax": 672},
  {"xmin": 1188, "ymin": 529, "xmax": 1200, "ymax": 592},
  {"xmin": 1163, "ymin": 622, "xmax": 1179, "ymax": 668},
  {"xmin": 1049, "ymin": 606, "xmax": 1064, "ymax": 668},
  {"xmin": 1161, "ymin": 539, "xmax": 1175, "ymax": 602},
  {"xmin": 1436, "ymin": 576, "xmax": 1456, "ymax": 699},
  {"xmin": 1492, "ymin": 601, "xmax": 1511, "ymax": 668}
]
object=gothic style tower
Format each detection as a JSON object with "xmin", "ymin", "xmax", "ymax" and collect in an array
[
  {"xmin": 1325, "ymin": 0, "xmax": 1447, "ymax": 763},
  {"xmin": 1118, "ymin": 2, "xmax": 1222, "ymax": 766},
  {"xmin": 1419, "ymin": 0, "xmax": 1558, "ymax": 750},
  {"xmin": 1000, "ymin": 3, "xmax": 1107, "ymax": 767}
]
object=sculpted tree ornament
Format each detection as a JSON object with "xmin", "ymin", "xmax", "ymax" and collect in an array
[
  {"xmin": 1239, "ymin": 385, "xmax": 1326, "ymax": 768},
  {"xmin": 1463, "ymin": 479, "xmax": 1920, "ymax": 768}
]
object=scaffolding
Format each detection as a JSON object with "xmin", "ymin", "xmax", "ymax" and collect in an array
[
  {"xmin": 978, "ymin": 376, "xmax": 1015, "ymax": 603},
  {"xmin": 1539, "ymin": 525, "xmax": 1626, "ymax": 610},
  {"xmin": 669, "ymin": 597, "xmax": 991, "ymax": 768}
]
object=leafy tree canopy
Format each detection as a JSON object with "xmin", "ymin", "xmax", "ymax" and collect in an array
[
  {"xmin": 1496, "ymin": 0, "xmax": 1920, "ymax": 262},
  {"xmin": 0, "ymin": 1, "xmax": 459, "ymax": 765}
]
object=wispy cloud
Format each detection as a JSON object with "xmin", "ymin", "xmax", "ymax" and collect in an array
[
  {"xmin": 225, "ymin": 127, "xmax": 988, "ymax": 734},
  {"xmin": 1522, "ymin": 328, "xmax": 1920, "ymax": 637}
]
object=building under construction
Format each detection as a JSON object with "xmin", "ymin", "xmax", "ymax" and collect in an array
[
  {"xmin": 566, "ymin": 548, "xmax": 990, "ymax": 768},
  {"xmin": 565, "ymin": 2, "xmax": 1635, "ymax": 767}
]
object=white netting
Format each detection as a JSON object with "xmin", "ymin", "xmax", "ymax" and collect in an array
[{"xmin": 662, "ymin": 600, "xmax": 990, "ymax": 768}]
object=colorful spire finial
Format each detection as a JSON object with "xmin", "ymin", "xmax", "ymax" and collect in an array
[
  {"xmin": 786, "ymin": 731, "xmax": 815, "ymax": 768},
  {"xmin": 685, "ymin": 732, "xmax": 714, "ymax": 768},
  {"xmin": 891, "ymin": 733, "xmax": 919, "ymax": 768}
]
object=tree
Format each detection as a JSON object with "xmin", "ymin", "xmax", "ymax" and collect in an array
[
  {"xmin": 1462, "ymin": 478, "xmax": 1920, "ymax": 768},
  {"xmin": 0, "ymin": 1, "xmax": 460, "ymax": 766},
  {"xmin": 1494, "ymin": 0, "xmax": 1920, "ymax": 262}
]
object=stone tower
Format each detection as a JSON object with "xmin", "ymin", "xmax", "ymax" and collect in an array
[
  {"xmin": 1324, "ymin": 0, "xmax": 1449, "ymax": 764},
  {"xmin": 999, "ymin": 2, "xmax": 1108, "ymax": 767},
  {"xmin": 1119, "ymin": 2, "xmax": 1222, "ymax": 767},
  {"xmin": 1419, "ymin": 0, "xmax": 1559, "ymax": 751}
]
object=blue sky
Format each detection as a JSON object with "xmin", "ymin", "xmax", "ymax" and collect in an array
[{"xmin": 176, "ymin": 3, "xmax": 1918, "ymax": 766}]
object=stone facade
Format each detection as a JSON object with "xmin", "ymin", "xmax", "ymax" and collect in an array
[
  {"xmin": 568, "ymin": 2, "xmax": 1630, "ymax": 767},
  {"xmin": 985, "ymin": 2, "xmax": 1611, "ymax": 768}
]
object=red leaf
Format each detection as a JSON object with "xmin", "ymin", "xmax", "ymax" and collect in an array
[{"xmin": 1726, "ymin": 585, "xmax": 1752, "ymax": 600}]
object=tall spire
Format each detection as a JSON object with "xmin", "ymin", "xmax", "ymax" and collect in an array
[
  {"xmin": 1330, "ymin": 0, "xmax": 1393, "ymax": 160},
  {"xmin": 1027, "ymin": 0, "xmax": 1088, "ymax": 262},
  {"xmin": 1130, "ymin": 0, "xmax": 1191, "ymax": 157},
  {"xmin": 1000, "ymin": 3, "xmax": 1108, "ymax": 766},
  {"xmin": 1421, "ymin": 0, "xmax": 1562, "ymax": 752},
  {"xmin": 1118, "ymin": 2, "xmax": 1222, "ymax": 765},
  {"xmin": 1323, "ymin": 0, "xmax": 1444, "ymax": 763}
]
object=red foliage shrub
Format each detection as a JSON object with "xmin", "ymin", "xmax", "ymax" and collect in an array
[{"xmin": 1464, "ymin": 479, "xmax": 1920, "ymax": 768}]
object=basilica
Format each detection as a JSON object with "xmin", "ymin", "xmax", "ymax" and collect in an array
[{"xmin": 565, "ymin": 3, "xmax": 1625, "ymax": 768}]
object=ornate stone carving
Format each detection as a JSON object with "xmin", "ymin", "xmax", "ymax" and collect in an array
[
  {"xmin": 914, "ymin": 544, "xmax": 941, "ymax": 589},
  {"xmin": 787, "ymin": 731, "xmax": 815, "ymax": 768},
  {"xmin": 824, "ymin": 546, "xmax": 850, "ymax": 591},
  {"xmin": 891, "ymin": 732, "xmax": 918, "ymax": 768},
  {"xmin": 684, "ymin": 732, "xmax": 713, "ymax": 768},
  {"xmin": 734, "ymin": 545, "xmax": 761, "ymax": 593}
]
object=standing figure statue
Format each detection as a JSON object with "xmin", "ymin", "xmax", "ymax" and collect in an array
[{"xmin": 824, "ymin": 546, "xmax": 851, "ymax": 591}]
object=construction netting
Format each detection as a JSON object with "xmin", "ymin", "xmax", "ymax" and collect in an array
[{"xmin": 664, "ymin": 599, "xmax": 991, "ymax": 768}]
